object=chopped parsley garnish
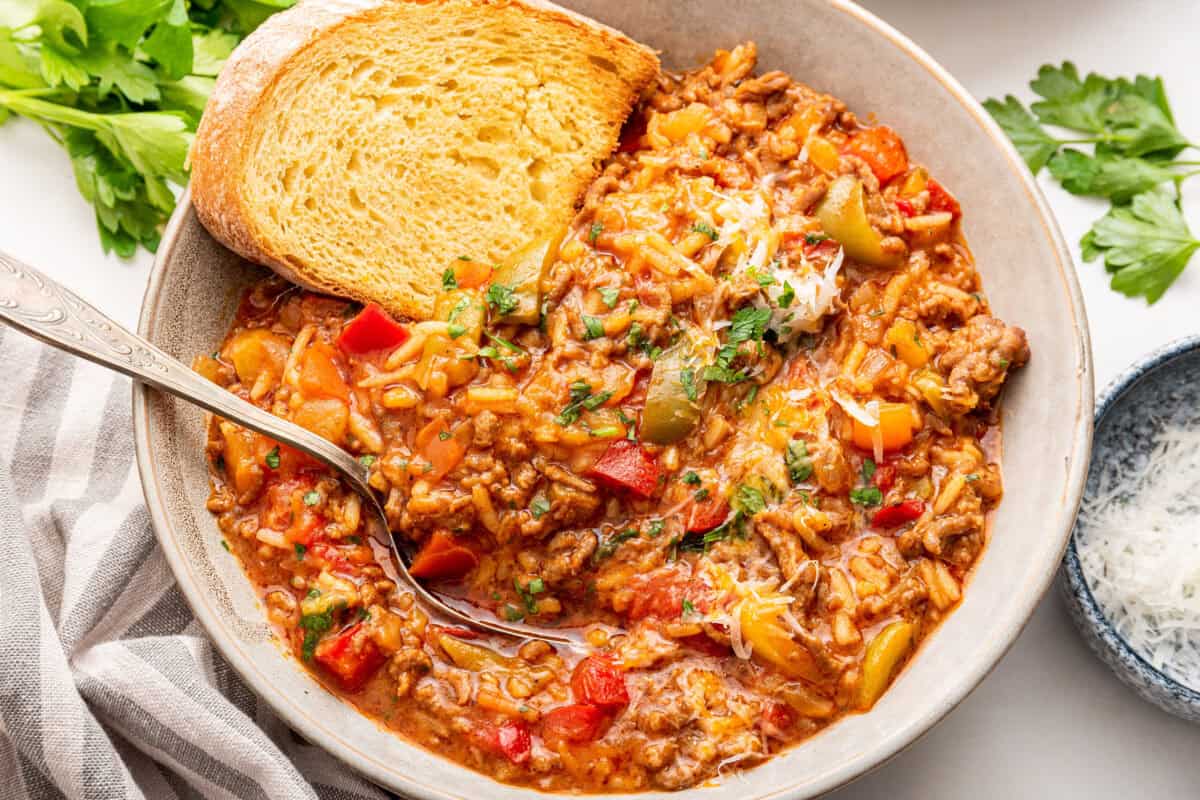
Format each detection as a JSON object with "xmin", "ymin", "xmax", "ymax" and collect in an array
[
  {"xmin": 441, "ymin": 268, "xmax": 457, "ymax": 290},
  {"xmin": 683, "ymin": 471, "xmax": 701, "ymax": 485},
  {"xmin": 733, "ymin": 483, "xmax": 767, "ymax": 515},
  {"xmin": 681, "ymin": 598, "xmax": 697, "ymax": 617},
  {"xmin": 861, "ymin": 458, "xmax": 877, "ymax": 483},
  {"xmin": 786, "ymin": 440, "xmax": 813, "ymax": 484},
  {"xmin": 303, "ymin": 490, "xmax": 320, "ymax": 506},
  {"xmin": 965, "ymin": 473, "xmax": 981, "ymax": 482},
  {"xmin": 647, "ymin": 519, "xmax": 665, "ymax": 537},
  {"xmin": 447, "ymin": 323, "xmax": 467, "ymax": 339},
  {"xmin": 589, "ymin": 222, "xmax": 604, "ymax": 244},
  {"xmin": 555, "ymin": 382, "xmax": 612, "ymax": 426},
  {"xmin": 446, "ymin": 296, "xmax": 469, "ymax": 324},
  {"xmin": 485, "ymin": 331, "xmax": 524, "ymax": 352},
  {"xmin": 754, "ymin": 271, "xmax": 775, "ymax": 287},
  {"xmin": 458, "ymin": 255, "xmax": 472, "ymax": 261},
  {"xmin": 438, "ymin": 430, "xmax": 452, "ymax": 441},
  {"xmin": 530, "ymin": 496, "xmax": 551, "ymax": 519},
  {"xmin": 359, "ymin": 454, "xmax": 377, "ymax": 468},
  {"xmin": 680, "ymin": 368, "xmax": 698, "ymax": 402},
  {"xmin": 599, "ymin": 287, "xmax": 620, "ymax": 308},
  {"xmin": 502, "ymin": 603, "xmax": 525, "ymax": 622},
  {"xmin": 294, "ymin": 543, "xmax": 307, "ymax": 560},
  {"xmin": 850, "ymin": 486, "xmax": 883, "ymax": 506},
  {"xmin": 486, "ymin": 284, "xmax": 519, "ymax": 315},
  {"xmin": 264, "ymin": 447, "xmax": 280, "ymax": 469},
  {"xmin": 730, "ymin": 306, "xmax": 772, "ymax": 346},
  {"xmin": 590, "ymin": 426, "xmax": 622, "ymax": 438},
  {"xmin": 299, "ymin": 608, "xmax": 334, "ymax": 660},
  {"xmin": 582, "ymin": 315, "xmax": 605, "ymax": 340},
  {"xmin": 220, "ymin": 540, "xmax": 230, "ymax": 552},
  {"xmin": 778, "ymin": 281, "xmax": 796, "ymax": 309},
  {"xmin": 805, "ymin": 233, "xmax": 829, "ymax": 245},
  {"xmin": 693, "ymin": 488, "xmax": 710, "ymax": 501},
  {"xmin": 692, "ymin": 221, "xmax": 719, "ymax": 241},
  {"xmin": 593, "ymin": 528, "xmax": 640, "ymax": 562},
  {"xmin": 515, "ymin": 576, "xmax": 545, "ymax": 615}
]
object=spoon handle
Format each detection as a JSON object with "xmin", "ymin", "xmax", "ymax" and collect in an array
[{"xmin": 0, "ymin": 250, "xmax": 371, "ymax": 495}]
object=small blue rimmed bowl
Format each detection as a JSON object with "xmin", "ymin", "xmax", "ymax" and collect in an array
[{"xmin": 1062, "ymin": 335, "xmax": 1200, "ymax": 723}]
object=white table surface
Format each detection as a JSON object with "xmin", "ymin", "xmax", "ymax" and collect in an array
[{"xmin": 3, "ymin": 0, "xmax": 1200, "ymax": 796}]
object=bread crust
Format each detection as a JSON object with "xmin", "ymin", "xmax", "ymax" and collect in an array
[{"xmin": 190, "ymin": 0, "xmax": 659, "ymax": 318}]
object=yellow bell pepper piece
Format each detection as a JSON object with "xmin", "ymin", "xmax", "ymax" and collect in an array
[
  {"xmin": 884, "ymin": 319, "xmax": 929, "ymax": 368},
  {"xmin": 851, "ymin": 401, "xmax": 915, "ymax": 452},
  {"xmin": 858, "ymin": 620, "xmax": 915, "ymax": 709}
]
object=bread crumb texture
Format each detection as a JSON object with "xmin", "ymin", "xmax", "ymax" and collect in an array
[{"xmin": 193, "ymin": 0, "xmax": 658, "ymax": 320}]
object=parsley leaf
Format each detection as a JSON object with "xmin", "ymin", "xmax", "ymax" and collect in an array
[
  {"xmin": 486, "ymin": 284, "xmax": 518, "ymax": 315},
  {"xmin": 593, "ymin": 528, "xmax": 639, "ymax": 562},
  {"xmin": 582, "ymin": 315, "xmax": 605, "ymax": 340},
  {"xmin": 264, "ymin": 446, "xmax": 280, "ymax": 469},
  {"xmin": 849, "ymin": 486, "xmax": 882, "ymax": 506},
  {"xmin": 729, "ymin": 306, "xmax": 772, "ymax": 345},
  {"xmin": 442, "ymin": 268, "xmax": 457, "ymax": 290},
  {"xmin": 598, "ymin": 287, "xmax": 620, "ymax": 309},
  {"xmin": 981, "ymin": 96, "xmax": 1060, "ymax": 173},
  {"xmin": 680, "ymin": 367, "xmax": 698, "ymax": 402},
  {"xmin": 1047, "ymin": 149, "xmax": 1186, "ymax": 203},
  {"xmin": 530, "ymin": 495, "xmax": 550, "ymax": 519},
  {"xmin": 299, "ymin": 608, "xmax": 334, "ymax": 661},
  {"xmin": 303, "ymin": 490, "xmax": 320, "ymax": 506},
  {"xmin": 588, "ymin": 222, "xmax": 603, "ymax": 243},
  {"xmin": 691, "ymin": 221, "xmax": 718, "ymax": 241},
  {"xmin": 785, "ymin": 439, "xmax": 813, "ymax": 484},
  {"xmin": 1082, "ymin": 188, "xmax": 1200, "ymax": 303},
  {"xmin": 732, "ymin": 483, "xmax": 766, "ymax": 516}
]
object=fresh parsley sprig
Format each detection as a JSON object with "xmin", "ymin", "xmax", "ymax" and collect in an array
[
  {"xmin": 0, "ymin": 0, "xmax": 293, "ymax": 256},
  {"xmin": 985, "ymin": 62, "xmax": 1199, "ymax": 303}
]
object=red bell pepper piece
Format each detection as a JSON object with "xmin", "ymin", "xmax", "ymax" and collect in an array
[
  {"xmin": 313, "ymin": 622, "xmax": 386, "ymax": 692},
  {"xmin": 841, "ymin": 125, "xmax": 909, "ymax": 184},
  {"xmin": 926, "ymin": 178, "xmax": 961, "ymax": 220},
  {"xmin": 571, "ymin": 656, "xmax": 629, "ymax": 709},
  {"xmin": 337, "ymin": 304, "xmax": 410, "ymax": 355},
  {"xmin": 587, "ymin": 440, "xmax": 660, "ymax": 498},
  {"xmin": 686, "ymin": 496, "xmax": 730, "ymax": 533},
  {"xmin": 474, "ymin": 719, "xmax": 532, "ymax": 765},
  {"xmin": 872, "ymin": 464, "xmax": 897, "ymax": 493},
  {"xmin": 408, "ymin": 530, "xmax": 478, "ymax": 580},
  {"xmin": 871, "ymin": 499, "xmax": 925, "ymax": 528},
  {"xmin": 761, "ymin": 701, "xmax": 796, "ymax": 737},
  {"xmin": 541, "ymin": 704, "xmax": 608, "ymax": 746},
  {"xmin": 626, "ymin": 567, "xmax": 706, "ymax": 620},
  {"xmin": 895, "ymin": 198, "xmax": 915, "ymax": 217}
]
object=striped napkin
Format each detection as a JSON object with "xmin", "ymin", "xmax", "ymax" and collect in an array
[{"xmin": 0, "ymin": 331, "xmax": 394, "ymax": 800}]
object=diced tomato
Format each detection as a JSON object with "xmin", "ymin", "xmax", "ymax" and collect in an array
[
  {"xmin": 587, "ymin": 440, "xmax": 660, "ymax": 498},
  {"xmin": 626, "ymin": 567, "xmax": 707, "ymax": 620},
  {"xmin": 802, "ymin": 237, "xmax": 840, "ymax": 260},
  {"xmin": 473, "ymin": 719, "xmax": 532, "ymax": 765},
  {"xmin": 895, "ymin": 198, "xmax": 915, "ymax": 217},
  {"xmin": 686, "ymin": 496, "xmax": 730, "ymax": 533},
  {"xmin": 451, "ymin": 259, "xmax": 492, "ymax": 289},
  {"xmin": 761, "ymin": 702, "xmax": 795, "ymax": 737},
  {"xmin": 298, "ymin": 343, "xmax": 350, "ymax": 400},
  {"xmin": 415, "ymin": 417, "xmax": 470, "ymax": 482},
  {"xmin": 308, "ymin": 541, "xmax": 353, "ymax": 573},
  {"xmin": 841, "ymin": 125, "xmax": 909, "ymax": 183},
  {"xmin": 871, "ymin": 499, "xmax": 925, "ymax": 528},
  {"xmin": 872, "ymin": 464, "xmax": 897, "ymax": 493},
  {"xmin": 408, "ymin": 530, "xmax": 478, "ymax": 580},
  {"xmin": 926, "ymin": 178, "xmax": 961, "ymax": 220},
  {"xmin": 313, "ymin": 622, "xmax": 386, "ymax": 692},
  {"xmin": 678, "ymin": 633, "xmax": 730, "ymax": 657},
  {"xmin": 541, "ymin": 703, "xmax": 608, "ymax": 747},
  {"xmin": 571, "ymin": 656, "xmax": 629, "ymax": 709},
  {"xmin": 337, "ymin": 303, "xmax": 410, "ymax": 355}
]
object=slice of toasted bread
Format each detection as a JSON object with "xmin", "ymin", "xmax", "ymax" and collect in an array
[{"xmin": 190, "ymin": 0, "xmax": 658, "ymax": 320}]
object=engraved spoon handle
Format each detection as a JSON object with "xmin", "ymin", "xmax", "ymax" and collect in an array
[
  {"xmin": 0, "ymin": 249, "xmax": 372, "ymax": 492},
  {"xmin": 0, "ymin": 250, "xmax": 581, "ymax": 646}
]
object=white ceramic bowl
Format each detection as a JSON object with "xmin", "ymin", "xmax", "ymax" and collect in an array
[{"xmin": 134, "ymin": 1, "xmax": 1094, "ymax": 796}]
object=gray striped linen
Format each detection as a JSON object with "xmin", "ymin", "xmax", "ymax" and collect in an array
[{"xmin": 0, "ymin": 331, "xmax": 394, "ymax": 800}]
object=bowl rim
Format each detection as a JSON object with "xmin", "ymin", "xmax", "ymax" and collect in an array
[
  {"xmin": 132, "ymin": 1, "xmax": 1095, "ymax": 797},
  {"xmin": 1062, "ymin": 334, "xmax": 1200, "ymax": 709}
]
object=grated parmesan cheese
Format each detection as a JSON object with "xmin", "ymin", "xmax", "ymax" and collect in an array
[{"xmin": 1077, "ymin": 422, "xmax": 1200, "ymax": 688}]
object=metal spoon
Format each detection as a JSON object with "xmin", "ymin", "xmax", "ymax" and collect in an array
[{"xmin": 0, "ymin": 250, "xmax": 582, "ymax": 646}]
